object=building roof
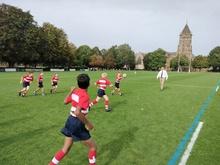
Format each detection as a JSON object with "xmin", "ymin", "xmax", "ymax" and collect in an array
[{"xmin": 180, "ymin": 24, "xmax": 192, "ymax": 35}]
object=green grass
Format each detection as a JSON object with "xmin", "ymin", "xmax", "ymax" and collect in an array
[{"xmin": 0, "ymin": 71, "xmax": 219, "ymax": 165}]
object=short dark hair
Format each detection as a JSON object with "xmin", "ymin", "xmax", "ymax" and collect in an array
[{"xmin": 77, "ymin": 74, "xmax": 90, "ymax": 89}]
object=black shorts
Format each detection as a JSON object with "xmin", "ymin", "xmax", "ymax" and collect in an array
[
  {"xmin": 23, "ymin": 82, "xmax": 30, "ymax": 88},
  {"xmin": 38, "ymin": 82, "xmax": 43, "ymax": 88},
  {"xmin": 61, "ymin": 116, "xmax": 91, "ymax": 141},
  {"xmin": 115, "ymin": 82, "xmax": 120, "ymax": 88},
  {"xmin": 52, "ymin": 82, "xmax": 58, "ymax": 86},
  {"xmin": 97, "ymin": 89, "xmax": 106, "ymax": 97}
]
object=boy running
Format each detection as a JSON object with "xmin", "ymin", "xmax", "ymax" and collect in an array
[
  {"xmin": 50, "ymin": 73, "xmax": 59, "ymax": 94},
  {"xmin": 90, "ymin": 73, "xmax": 113, "ymax": 112},
  {"xmin": 111, "ymin": 71, "xmax": 124, "ymax": 96},
  {"xmin": 33, "ymin": 72, "xmax": 45, "ymax": 96},
  {"xmin": 18, "ymin": 72, "xmax": 34, "ymax": 97},
  {"xmin": 49, "ymin": 73, "xmax": 97, "ymax": 165}
]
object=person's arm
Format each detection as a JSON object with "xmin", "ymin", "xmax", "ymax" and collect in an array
[
  {"xmin": 166, "ymin": 71, "xmax": 168, "ymax": 80},
  {"xmin": 156, "ymin": 71, "xmax": 160, "ymax": 79},
  {"xmin": 64, "ymin": 87, "xmax": 76, "ymax": 104},
  {"xmin": 20, "ymin": 76, "xmax": 23, "ymax": 84},
  {"xmin": 75, "ymin": 106, "xmax": 94, "ymax": 130}
]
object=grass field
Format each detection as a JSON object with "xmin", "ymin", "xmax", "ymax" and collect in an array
[{"xmin": 0, "ymin": 71, "xmax": 220, "ymax": 165}]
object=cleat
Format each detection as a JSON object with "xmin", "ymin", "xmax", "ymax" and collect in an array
[
  {"xmin": 105, "ymin": 108, "xmax": 111, "ymax": 112},
  {"xmin": 18, "ymin": 92, "xmax": 21, "ymax": 96}
]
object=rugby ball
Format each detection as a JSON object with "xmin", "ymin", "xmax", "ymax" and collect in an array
[{"xmin": 123, "ymin": 73, "xmax": 127, "ymax": 78}]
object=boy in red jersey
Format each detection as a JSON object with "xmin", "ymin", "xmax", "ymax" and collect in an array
[
  {"xmin": 111, "ymin": 71, "xmax": 124, "ymax": 96},
  {"xmin": 49, "ymin": 73, "xmax": 97, "ymax": 165},
  {"xmin": 50, "ymin": 73, "xmax": 59, "ymax": 94},
  {"xmin": 18, "ymin": 71, "xmax": 34, "ymax": 97},
  {"xmin": 90, "ymin": 73, "xmax": 113, "ymax": 112},
  {"xmin": 33, "ymin": 72, "xmax": 45, "ymax": 96}
]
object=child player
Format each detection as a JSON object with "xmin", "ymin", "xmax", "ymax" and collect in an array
[
  {"xmin": 90, "ymin": 73, "xmax": 113, "ymax": 112},
  {"xmin": 18, "ymin": 71, "xmax": 34, "ymax": 97},
  {"xmin": 50, "ymin": 73, "xmax": 59, "ymax": 94},
  {"xmin": 111, "ymin": 71, "xmax": 124, "ymax": 96},
  {"xmin": 49, "ymin": 73, "xmax": 97, "ymax": 165},
  {"xmin": 33, "ymin": 72, "xmax": 45, "ymax": 96}
]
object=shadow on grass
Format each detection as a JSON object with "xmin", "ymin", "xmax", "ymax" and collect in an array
[
  {"xmin": 0, "ymin": 116, "xmax": 33, "ymax": 127},
  {"xmin": 0, "ymin": 125, "xmax": 58, "ymax": 148},
  {"xmin": 111, "ymin": 99, "xmax": 127, "ymax": 110},
  {"xmin": 99, "ymin": 126, "xmax": 138, "ymax": 165}
]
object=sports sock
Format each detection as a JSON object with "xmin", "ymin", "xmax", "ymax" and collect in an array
[
  {"xmin": 104, "ymin": 100, "xmax": 109, "ymax": 109},
  {"xmin": 49, "ymin": 150, "xmax": 65, "ymax": 165},
  {"xmin": 88, "ymin": 150, "xmax": 96, "ymax": 165},
  {"xmin": 92, "ymin": 100, "xmax": 98, "ymax": 105}
]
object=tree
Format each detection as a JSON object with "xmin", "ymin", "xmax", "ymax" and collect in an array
[
  {"xmin": 75, "ymin": 45, "xmax": 92, "ymax": 68},
  {"xmin": 208, "ymin": 46, "xmax": 220, "ymax": 71},
  {"xmin": 89, "ymin": 54, "xmax": 104, "ymax": 68},
  {"xmin": 40, "ymin": 23, "xmax": 70, "ymax": 67},
  {"xmin": 170, "ymin": 55, "xmax": 189, "ymax": 71},
  {"xmin": 117, "ymin": 44, "xmax": 135, "ymax": 70},
  {"xmin": 0, "ymin": 4, "xmax": 37, "ymax": 67},
  {"xmin": 192, "ymin": 55, "xmax": 209, "ymax": 70},
  {"xmin": 104, "ymin": 46, "xmax": 117, "ymax": 69},
  {"xmin": 143, "ymin": 48, "xmax": 166, "ymax": 70}
]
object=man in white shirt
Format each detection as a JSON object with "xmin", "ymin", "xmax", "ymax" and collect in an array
[{"xmin": 156, "ymin": 67, "xmax": 168, "ymax": 90}]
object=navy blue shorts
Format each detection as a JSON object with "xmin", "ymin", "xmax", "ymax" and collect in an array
[
  {"xmin": 61, "ymin": 116, "xmax": 91, "ymax": 141},
  {"xmin": 97, "ymin": 89, "xmax": 106, "ymax": 97},
  {"xmin": 23, "ymin": 82, "xmax": 30, "ymax": 88},
  {"xmin": 38, "ymin": 82, "xmax": 43, "ymax": 88},
  {"xmin": 52, "ymin": 82, "xmax": 58, "ymax": 86},
  {"xmin": 115, "ymin": 82, "xmax": 120, "ymax": 88}
]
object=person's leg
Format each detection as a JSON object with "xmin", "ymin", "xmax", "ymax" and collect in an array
[
  {"xmin": 103, "ymin": 95, "xmax": 110, "ymax": 111},
  {"xmin": 160, "ymin": 78, "xmax": 165, "ymax": 90},
  {"xmin": 41, "ymin": 87, "xmax": 45, "ymax": 96},
  {"xmin": 82, "ymin": 138, "xmax": 97, "ymax": 165},
  {"xmin": 49, "ymin": 137, "xmax": 73, "ymax": 165},
  {"xmin": 117, "ymin": 87, "xmax": 122, "ymax": 96},
  {"xmin": 90, "ymin": 96, "xmax": 101, "ymax": 107},
  {"xmin": 34, "ymin": 87, "xmax": 40, "ymax": 95}
]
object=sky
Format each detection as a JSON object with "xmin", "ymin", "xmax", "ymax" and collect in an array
[{"xmin": 2, "ymin": 0, "xmax": 220, "ymax": 55}]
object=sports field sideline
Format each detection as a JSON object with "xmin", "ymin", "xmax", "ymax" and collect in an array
[{"xmin": 0, "ymin": 71, "xmax": 220, "ymax": 165}]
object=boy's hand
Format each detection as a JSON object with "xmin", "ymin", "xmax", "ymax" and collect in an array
[{"xmin": 85, "ymin": 121, "xmax": 94, "ymax": 131}]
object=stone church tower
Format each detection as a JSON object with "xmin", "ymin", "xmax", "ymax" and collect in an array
[{"xmin": 177, "ymin": 24, "xmax": 192, "ymax": 72}]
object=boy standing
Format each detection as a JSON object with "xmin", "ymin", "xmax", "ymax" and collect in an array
[{"xmin": 156, "ymin": 67, "xmax": 168, "ymax": 90}]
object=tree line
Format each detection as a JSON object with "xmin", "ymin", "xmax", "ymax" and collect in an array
[
  {"xmin": 142, "ymin": 47, "xmax": 220, "ymax": 71},
  {"xmin": 0, "ymin": 4, "xmax": 135, "ymax": 69},
  {"xmin": 1, "ymin": 4, "xmax": 220, "ymax": 71}
]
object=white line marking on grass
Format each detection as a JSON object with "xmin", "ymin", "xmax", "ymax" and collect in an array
[{"xmin": 178, "ymin": 122, "xmax": 204, "ymax": 165}]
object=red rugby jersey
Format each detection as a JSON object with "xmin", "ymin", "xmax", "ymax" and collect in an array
[
  {"xmin": 65, "ymin": 88, "xmax": 90, "ymax": 115},
  {"xmin": 23, "ymin": 75, "xmax": 33, "ymax": 83},
  {"xmin": 52, "ymin": 76, "xmax": 59, "ymax": 82},
  {"xmin": 38, "ymin": 74, "xmax": 43, "ymax": 82},
  {"xmin": 96, "ymin": 78, "xmax": 111, "ymax": 90}
]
